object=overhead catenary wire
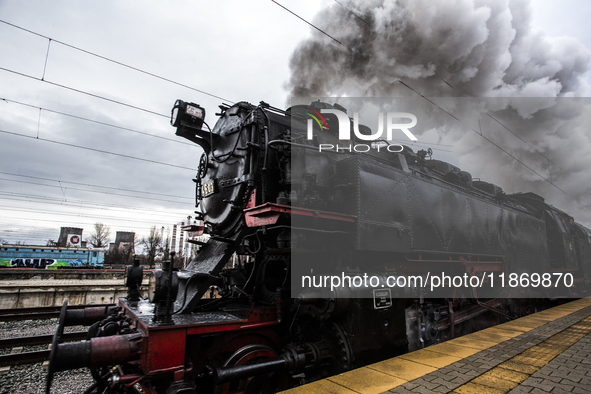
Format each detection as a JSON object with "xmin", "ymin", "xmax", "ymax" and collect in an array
[
  {"xmin": 1, "ymin": 200, "xmax": 195, "ymax": 238},
  {"xmin": 271, "ymin": 0, "xmax": 345, "ymax": 46},
  {"xmin": 1, "ymin": 97, "xmax": 194, "ymax": 146},
  {"xmin": 0, "ymin": 128, "xmax": 197, "ymax": 171},
  {"xmin": 2, "ymin": 216, "xmax": 176, "ymax": 232},
  {"xmin": 0, "ymin": 193, "xmax": 190, "ymax": 216},
  {"xmin": 0, "ymin": 205, "xmax": 183, "ymax": 226},
  {"xmin": 0, "ymin": 66, "xmax": 170, "ymax": 118},
  {"xmin": 0, "ymin": 171, "xmax": 193, "ymax": 200},
  {"xmin": 396, "ymin": 80, "xmax": 566, "ymax": 194},
  {"xmin": 2, "ymin": 214, "xmax": 193, "ymax": 230},
  {"xmin": 2, "ymin": 6, "xmax": 572, "ymax": 242},
  {"xmin": 485, "ymin": 113, "xmax": 555, "ymax": 164},
  {"xmin": 0, "ymin": 177, "xmax": 194, "ymax": 204},
  {"xmin": 0, "ymin": 19, "xmax": 234, "ymax": 104},
  {"xmin": 271, "ymin": 2, "xmax": 565, "ymax": 195},
  {"xmin": 333, "ymin": 0, "xmax": 370, "ymax": 26},
  {"xmin": 0, "ymin": 20, "xmax": 217, "ymax": 245}
]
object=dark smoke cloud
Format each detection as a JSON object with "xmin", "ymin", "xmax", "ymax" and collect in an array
[
  {"xmin": 287, "ymin": 0, "xmax": 591, "ymax": 223},
  {"xmin": 288, "ymin": 0, "xmax": 590, "ymax": 97}
]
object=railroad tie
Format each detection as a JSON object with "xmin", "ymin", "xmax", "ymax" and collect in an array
[
  {"xmin": 0, "ymin": 346, "xmax": 24, "ymax": 375},
  {"xmin": 42, "ymin": 343, "xmax": 51, "ymax": 369},
  {"xmin": 10, "ymin": 347, "xmax": 23, "ymax": 354}
]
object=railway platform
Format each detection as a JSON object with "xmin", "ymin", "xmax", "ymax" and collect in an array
[{"xmin": 282, "ymin": 297, "xmax": 591, "ymax": 394}]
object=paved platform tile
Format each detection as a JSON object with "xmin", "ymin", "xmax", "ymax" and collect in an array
[
  {"xmin": 445, "ymin": 336, "xmax": 498, "ymax": 351},
  {"xmin": 368, "ymin": 358, "xmax": 437, "ymax": 381},
  {"xmin": 453, "ymin": 382, "xmax": 506, "ymax": 394},
  {"xmin": 423, "ymin": 342, "xmax": 482, "ymax": 359},
  {"xmin": 509, "ymin": 355, "xmax": 549, "ymax": 369},
  {"xmin": 471, "ymin": 372, "xmax": 520, "ymax": 392},
  {"xmin": 500, "ymin": 319, "xmax": 545, "ymax": 329},
  {"xmin": 281, "ymin": 379, "xmax": 358, "ymax": 394},
  {"xmin": 452, "ymin": 303, "xmax": 591, "ymax": 394},
  {"xmin": 398, "ymin": 349, "xmax": 463, "ymax": 369},
  {"xmin": 480, "ymin": 327, "xmax": 525, "ymax": 338},
  {"xmin": 487, "ymin": 366, "xmax": 530, "ymax": 384},
  {"xmin": 328, "ymin": 367, "xmax": 407, "ymax": 394},
  {"xmin": 520, "ymin": 347, "xmax": 562, "ymax": 363},
  {"xmin": 492, "ymin": 324, "xmax": 533, "ymax": 333},
  {"xmin": 465, "ymin": 331, "xmax": 513, "ymax": 344}
]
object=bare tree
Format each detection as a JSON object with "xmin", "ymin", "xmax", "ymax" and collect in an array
[
  {"xmin": 141, "ymin": 226, "xmax": 162, "ymax": 268},
  {"xmin": 87, "ymin": 223, "xmax": 111, "ymax": 248}
]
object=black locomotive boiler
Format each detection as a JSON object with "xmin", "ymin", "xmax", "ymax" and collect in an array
[{"xmin": 45, "ymin": 99, "xmax": 591, "ymax": 394}]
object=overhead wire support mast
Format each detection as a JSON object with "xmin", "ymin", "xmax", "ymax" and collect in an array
[{"xmin": 0, "ymin": 19, "xmax": 234, "ymax": 104}]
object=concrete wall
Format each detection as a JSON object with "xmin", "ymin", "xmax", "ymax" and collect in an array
[{"xmin": 0, "ymin": 280, "xmax": 148, "ymax": 308}]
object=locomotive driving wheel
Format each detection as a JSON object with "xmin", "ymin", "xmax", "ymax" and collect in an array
[
  {"xmin": 215, "ymin": 344, "xmax": 280, "ymax": 394},
  {"xmin": 330, "ymin": 323, "xmax": 352, "ymax": 372}
]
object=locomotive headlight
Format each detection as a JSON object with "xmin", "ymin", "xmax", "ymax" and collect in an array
[{"xmin": 171, "ymin": 99, "xmax": 206, "ymax": 130}]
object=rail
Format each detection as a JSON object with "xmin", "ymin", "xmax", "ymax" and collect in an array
[
  {"xmin": 0, "ymin": 331, "xmax": 88, "ymax": 366},
  {"xmin": 0, "ymin": 304, "xmax": 114, "ymax": 322}
]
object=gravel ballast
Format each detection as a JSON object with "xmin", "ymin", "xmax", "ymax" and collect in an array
[{"xmin": 0, "ymin": 319, "xmax": 95, "ymax": 394}]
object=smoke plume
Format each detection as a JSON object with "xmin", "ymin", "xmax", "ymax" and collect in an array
[{"xmin": 287, "ymin": 0, "xmax": 591, "ymax": 223}]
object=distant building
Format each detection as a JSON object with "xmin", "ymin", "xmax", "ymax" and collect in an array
[
  {"xmin": 57, "ymin": 227, "xmax": 84, "ymax": 248},
  {"xmin": 110, "ymin": 231, "xmax": 135, "ymax": 254}
]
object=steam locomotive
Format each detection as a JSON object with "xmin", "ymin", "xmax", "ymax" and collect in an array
[{"xmin": 45, "ymin": 99, "xmax": 591, "ymax": 394}]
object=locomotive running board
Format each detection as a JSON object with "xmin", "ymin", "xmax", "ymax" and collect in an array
[
  {"xmin": 174, "ymin": 231, "xmax": 245, "ymax": 314},
  {"xmin": 244, "ymin": 203, "xmax": 356, "ymax": 227}
]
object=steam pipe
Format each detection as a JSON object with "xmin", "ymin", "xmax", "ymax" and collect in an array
[{"xmin": 64, "ymin": 306, "xmax": 118, "ymax": 326}]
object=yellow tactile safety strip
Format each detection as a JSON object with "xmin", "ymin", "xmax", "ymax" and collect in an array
[
  {"xmin": 280, "ymin": 298, "xmax": 591, "ymax": 394},
  {"xmin": 452, "ymin": 314, "xmax": 591, "ymax": 394}
]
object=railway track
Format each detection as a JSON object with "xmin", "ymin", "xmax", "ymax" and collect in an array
[
  {"xmin": 0, "ymin": 303, "xmax": 114, "ymax": 322},
  {"xmin": 0, "ymin": 304, "xmax": 112, "ymax": 368},
  {"xmin": 0, "ymin": 331, "xmax": 87, "ymax": 366}
]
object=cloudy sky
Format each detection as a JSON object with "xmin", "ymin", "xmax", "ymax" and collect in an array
[{"xmin": 1, "ymin": 0, "xmax": 591, "ymax": 247}]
